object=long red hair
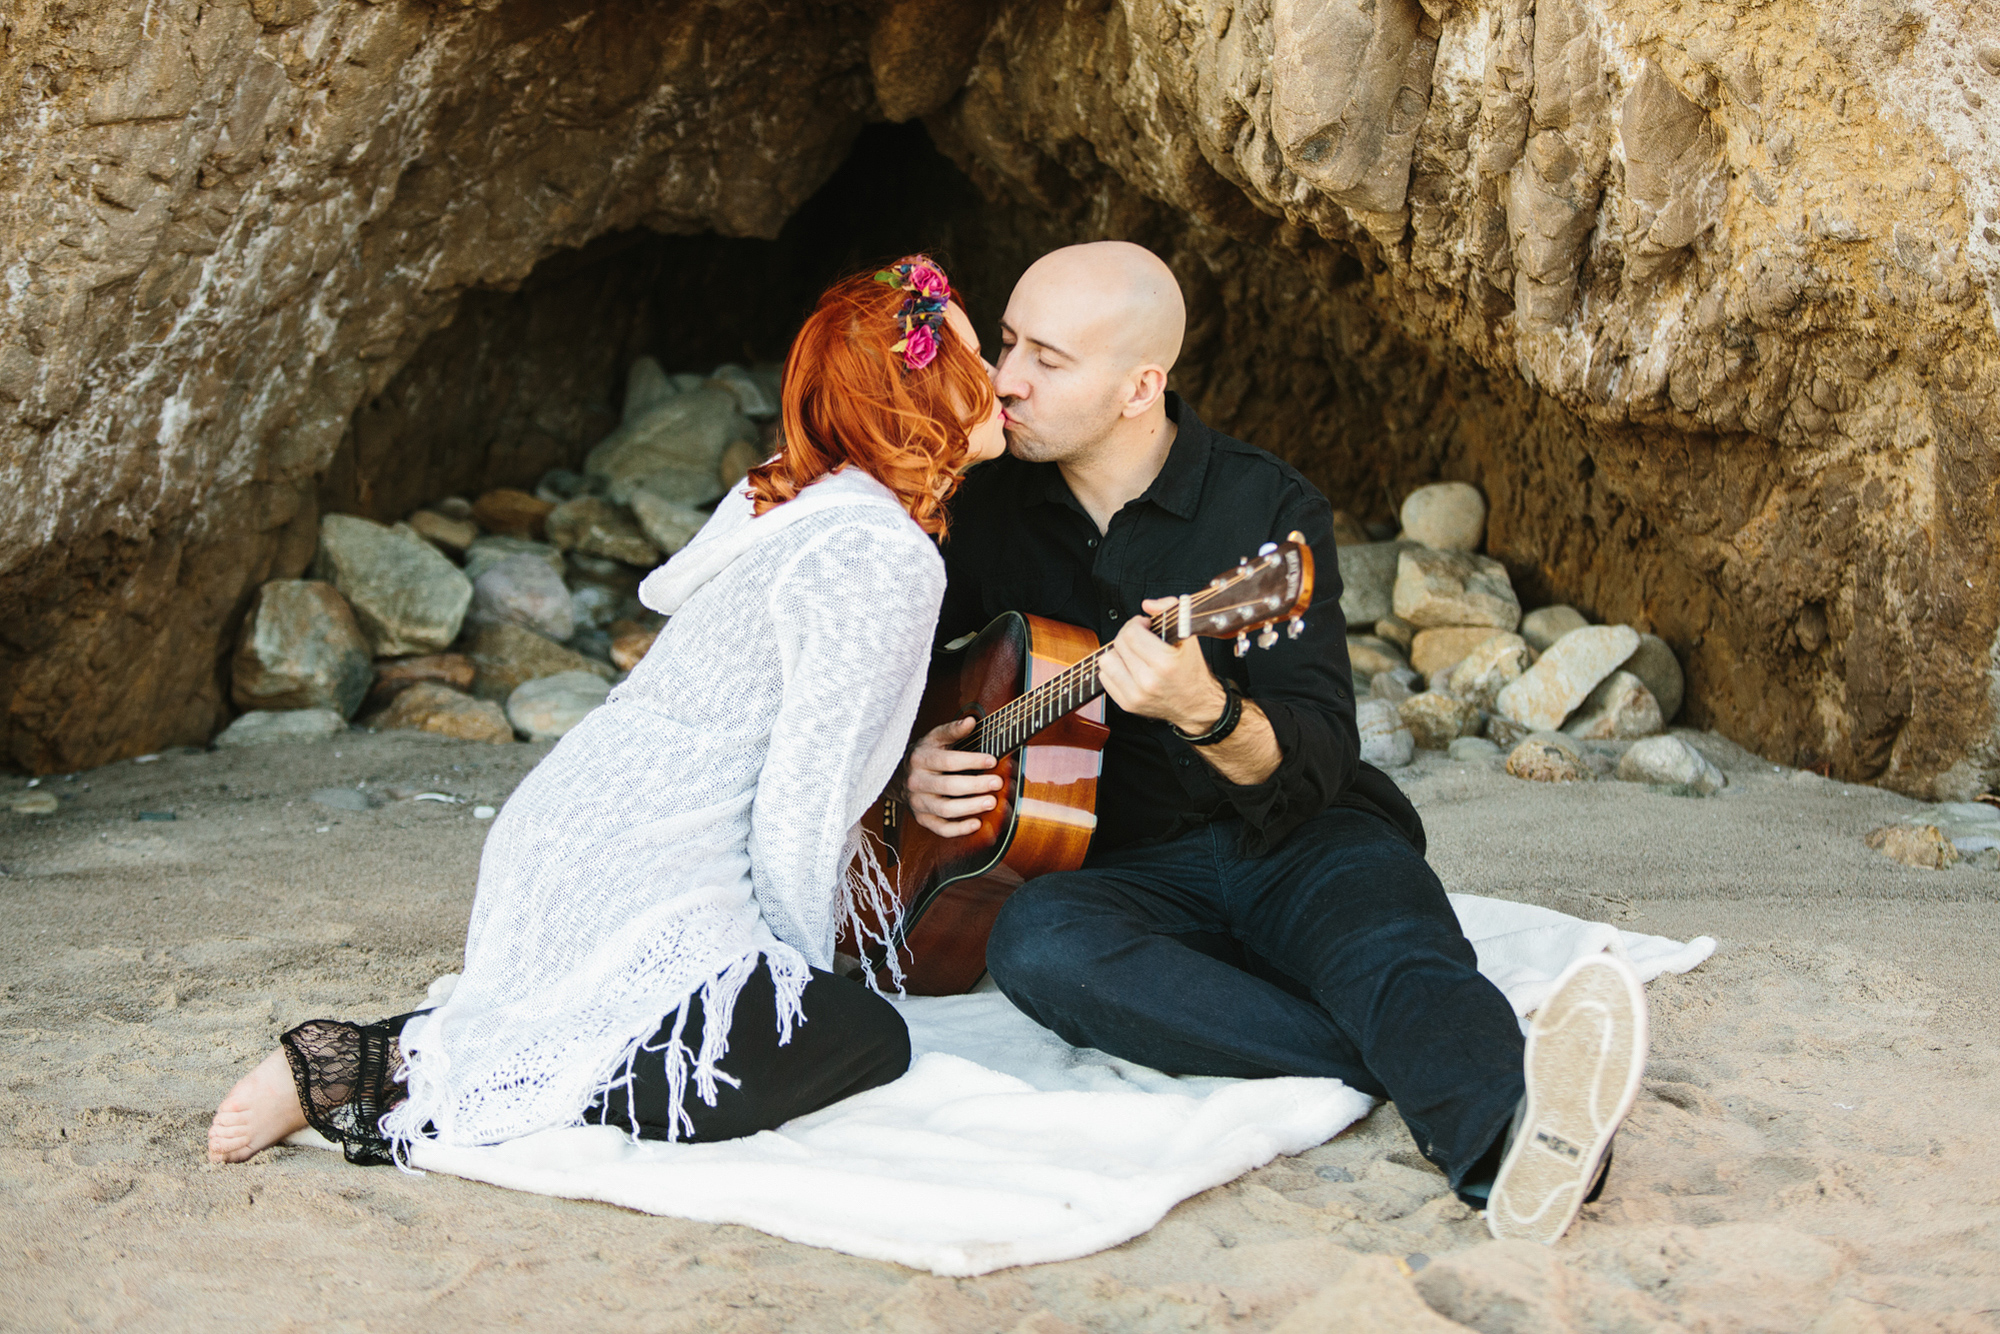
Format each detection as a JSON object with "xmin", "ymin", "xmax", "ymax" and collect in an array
[{"xmin": 745, "ymin": 256, "xmax": 994, "ymax": 536}]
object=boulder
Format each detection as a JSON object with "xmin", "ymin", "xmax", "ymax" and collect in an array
[
  {"xmin": 230, "ymin": 580, "xmax": 373, "ymax": 718},
  {"xmin": 566, "ymin": 552, "xmax": 644, "ymax": 596},
  {"xmin": 611, "ymin": 627, "xmax": 661, "ymax": 671},
  {"xmin": 1624, "ymin": 633, "xmax": 1686, "ymax": 722},
  {"xmin": 1330, "ymin": 510, "xmax": 1371, "ymax": 548},
  {"xmin": 546, "ymin": 497, "xmax": 661, "ymax": 568},
  {"xmin": 570, "ymin": 584, "xmax": 622, "ymax": 630},
  {"xmin": 1373, "ymin": 614, "xmax": 1416, "ymax": 652},
  {"xmin": 1399, "ymin": 482, "xmax": 1486, "ymax": 551},
  {"xmin": 464, "ymin": 536, "xmax": 566, "ymax": 582},
  {"xmin": 432, "ymin": 497, "xmax": 474, "ymax": 521},
  {"xmin": 406, "ymin": 508, "xmax": 478, "ymax": 556},
  {"xmin": 1411, "ymin": 626, "xmax": 1505, "ymax": 677},
  {"xmin": 718, "ymin": 438, "xmax": 764, "ymax": 490},
  {"xmin": 1485, "ymin": 712, "xmax": 1532, "ymax": 750},
  {"xmin": 1520, "ymin": 604, "xmax": 1590, "ymax": 652},
  {"xmin": 369, "ymin": 680, "xmax": 513, "ymax": 744},
  {"xmin": 470, "ymin": 552, "xmax": 576, "ymax": 642},
  {"xmin": 534, "ymin": 468, "xmax": 594, "ymax": 505},
  {"xmin": 1445, "ymin": 633, "xmax": 1532, "ymax": 710},
  {"xmin": 623, "ymin": 356, "xmax": 678, "ymax": 419},
  {"xmin": 711, "ymin": 363, "xmax": 778, "ymax": 419},
  {"xmin": 311, "ymin": 515, "xmax": 474, "ymax": 657},
  {"xmin": 629, "ymin": 489, "xmax": 709, "ymax": 556},
  {"xmin": 1370, "ymin": 669, "xmax": 1417, "ymax": 706},
  {"xmin": 1865, "ymin": 824, "xmax": 1959, "ymax": 870},
  {"xmin": 467, "ymin": 623, "xmax": 616, "ymax": 702},
  {"xmin": 585, "ymin": 382, "xmax": 755, "ymax": 506},
  {"xmin": 1393, "ymin": 548, "xmax": 1521, "ymax": 630},
  {"xmin": 1505, "ymin": 734, "xmax": 1593, "ymax": 783},
  {"xmin": 1336, "ymin": 541, "xmax": 1414, "ymax": 626},
  {"xmin": 1616, "ymin": 734, "xmax": 1726, "ymax": 794},
  {"xmin": 507, "ymin": 670, "xmax": 612, "ymax": 741},
  {"xmin": 1347, "ymin": 635, "xmax": 1410, "ymax": 678},
  {"xmin": 1564, "ymin": 670, "xmax": 1664, "ymax": 741},
  {"xmin": 1399, "ymin": 693, "xmax": 1481, "ymax": 750},
  {"xmin": 1496, "ymin": 626, "xmax": 1642, "ymax": 730},
  {"xmin": 1357, "ymin": 698, "xmax": 1415, "ymax": 768},
  {"xmin": 1448, "ymin": 736, "xmax": 1501, "ymax": 762},
  {"xmin": 365, "ymin": 653, "xmax": 477, "ymax": 712},
  {"xmin": 213, "ymin": 708, "xmax": 347, "ymax": 748},
  {"xmin": 470, "ymin": 488, "xmax": 556, "ymax": 539}
]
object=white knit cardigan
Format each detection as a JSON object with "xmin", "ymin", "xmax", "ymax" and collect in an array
[{"xmin": 385, "ymin": 468, "xmax": 941, "ymax": 1151}]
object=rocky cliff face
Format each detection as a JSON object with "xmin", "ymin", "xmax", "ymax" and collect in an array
[{"xmin": 2, "ymin": 0, "xmax": 1996, "ymax": 796}]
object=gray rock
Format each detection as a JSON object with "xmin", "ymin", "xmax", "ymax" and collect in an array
[
  {"xmin": 1624, "ymin": 633, "xmax": 1685, "ymax": 722},
  {"xmin": 231, "ymin": 580, "xmax": 373, "ymax": 719},
  {"xmin": 467, "ymin": 623, "xmax": 616, "ymax": 702},
  {"xmin": 585, "ymin": 382, "xmax": 754, "ymax": 507},
  {"xmin": 629, "ymin": 489, "xmax": 709, "ymax": 556},
  {"xmin": 214, "ymin": 708, "xmax": 347, "ymax": 748},
  {"xmin": 546, "ymin": 497, "xmax": 661, "ymax": 568},
  {"xmin": 1496, "ymin": 625, "xmax": 1641, "ymax": 730},
  {"xmin": 1447, "ymin": 736, "xmax": 1501, "ymax": 762},
  {"xmin": 470, "ymin": 552, "xmax": 575, "ymax": 642},
  {"xmin": 1371, "ymin": 669, "xmax": 1417, "ymax": 706},
  {"xmin": 310, "ymin": 516, "xmax": 472, "ymax": 657},
  {"xmin": 1520, "ymin": 604, "xmax": 1590, "ymax": 652},
  {"xmin": 507, "ymin": 670, "xmax": 612, "ymax": 742},
  {"xmin": 534, "ymin": 468, "xmax": 594, "ymax": 505},
  {"xmin": 1392, "ymin": 547, "xmax": 1521, "ymax": 630},
  {"xmin": 464, "ymin": 536, "xmax": 566, "ymax": 583},
  {"xmin": 1486, "ymin": 712, "xmax": 1532, "ymax": 749},
  {"xmin": 623, "ymin": 356, "xmax": 678, "ymax": 420},
  {"xmin": 1337, "ymin": 541, "xmax": 1415, "ymax": 626},
  {"xmin": 1347, "ymin": 634, "xmax": 1410, "ymax": 678},
  {"xmin": 1616, "ymin": 734, "xmax": 1725, "ymax": 794},
  {"xmin": 1399, "ymin": 482, "xmax": 1486, "ymax": 552},
  {"xmin": 711, "ymin": 363, "xmax": 778, "ymax": 419},
  {"xmin": 571, "ymin": 583, "xmax": 622, "ymax": 630},
  {"xmin": 565, "ymin": 552, "xmax": 643, "ymax": 596},
  {"xmin": 1357, "ymin": 698, "xmax": 1415, "ymax": 768},
  {"xmin": 1446, "ymin": 632, "xmax": 1532, "ymax": 711},
  {"xmin": 1564, "ymin": 670, "xmax": 1664, "ymax": 740}
]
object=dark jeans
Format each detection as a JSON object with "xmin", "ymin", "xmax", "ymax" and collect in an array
[
  {"xmin": 586, "ymin": 961, "xmax": 911, "ymax": 1142},
  {"xmin": 985, "ymin": 807, "xmax": 1525, "ymax": 1192}
]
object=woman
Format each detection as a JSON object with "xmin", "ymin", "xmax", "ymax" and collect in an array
[{"xmin": 208, "ymin": 257, "xmax": 1004, "ymax": 1165}]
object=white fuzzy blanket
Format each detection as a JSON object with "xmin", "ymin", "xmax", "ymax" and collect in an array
[{"xmin": 290, "ymin": 894, "xmax": 1714, "ymax": 1276}]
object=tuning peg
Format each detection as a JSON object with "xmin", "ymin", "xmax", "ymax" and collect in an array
[
  {"xmin": 1286, "ymin": 615, "xmax": 1306, "ymax": 639},
  {"xmin": 1257, "ymin": 627, "xmax": 1279, "ymax": 649},
  {"xmin": 1233, "ymin": 632, "xmax": 1251, "ymax": 658},
  {"xmin": 1257, "ymin": 542, "xmax": 1278, "ymax": 556}
]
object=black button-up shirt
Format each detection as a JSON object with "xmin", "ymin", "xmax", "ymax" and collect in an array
[{"xmin": 936, "ymin": 394, "xmax": 1423, "ymax": 859}]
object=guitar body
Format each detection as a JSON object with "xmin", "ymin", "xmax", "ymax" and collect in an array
[{"xmin": 845, "ymin": 612, "xmax": 1108, "ymax": 995}]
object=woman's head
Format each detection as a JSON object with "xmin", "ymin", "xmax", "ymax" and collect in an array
[{"xmin": 746, "ymin": 256, "xmax": 1003, "ymax": 535}]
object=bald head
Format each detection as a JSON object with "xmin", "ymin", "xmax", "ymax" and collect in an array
[{"xmin": 1012, "ymin": 242, "xmax": 1186, "ymax": 373}]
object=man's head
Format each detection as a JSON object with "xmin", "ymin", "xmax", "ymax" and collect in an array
[{"xmin": 994, "ymin": 242, "xmax": 1186, "ymax": 464}]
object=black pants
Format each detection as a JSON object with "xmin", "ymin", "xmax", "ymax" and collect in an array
[{"xmin": 984, "ymin": 808, "xmax": 1526, "ymax": 1195}]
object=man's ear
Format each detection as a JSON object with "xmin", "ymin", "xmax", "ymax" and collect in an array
[{"xmin": 1120, "ymin": 364, "xmax": 1169, "ymax": 419}]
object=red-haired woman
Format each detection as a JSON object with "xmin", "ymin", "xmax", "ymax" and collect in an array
[{"xmin": 208, "ymin": 258, "xmax": 1004, "ymax": 1166}]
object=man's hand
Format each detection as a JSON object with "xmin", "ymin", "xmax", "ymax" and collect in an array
[
  {"xmin": 903, "ymin": 716, "xmax": 1003, "ymax": 837},
  {"xmin": 1098, "ymin": 597, "xmax": 1229, "ymax": 733}
]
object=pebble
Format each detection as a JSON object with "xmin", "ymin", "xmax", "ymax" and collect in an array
[
  {"xmin": 1486, "ymin": 712, "xmax": 1532, "ymax": 749},
  {"xmin": 433, "ymin": 496, "xmax": 474, "ymax": 521},
  {"xmin": 1564, "ymin": 670, "xmax": 1664, "ymax": 740},
  {"xmin": 406, "ymin": 508, "xmax": 478, "ymax": 556},
  {"xmin": 1411, "ymin": 626, "xmax": 1504, "ymax": 677},
  {"xmin": 467, "ymin": 623, "xmax": 615, "ymax": 702},
  {"xmin": 366, "ymin": 653, "xmax": 477, "ymax": 711},
  {"xmin": 1520, "ymin": 604, "xmax": 1589, "ymax": 652},
  {"xmin": 1393, "ymin": 547, "xmax": 1521, "ymax": 630},
  {"xmin": 470, "ymin": 552, "xmax": 576, "ymax": 641},
  {"xmin": 566, "ymin": 551, "xmax": 643, "ymax": 595},
  {"xmin": 1865, "ymin": 824, "xmax": 1958, "ymax": 870},
  {"xmin": 11, "ymin": 790, "xmax": 59, "ymax": 815},
  {"xmin": 1357, "ymin": 698, "xmax": 1416, "ymax": 769},
  {"xmin": 472, "ymin": 805, "xmax": 497, "ymax": 820},
  {"xmin": 312, "ymin": 515, "xmax": 473, "ymax": 656},
  {"xmin": 546, "ymin": 497, "xmax": 661, "ymax": 568},
  {"xmin": 369, "ymin": 680, "xmax": 514, "ymax": 743},
  {"xmin": 1447, "ymin": 736, "xmax": 1501, "ymax": 762},
  {"xmin": 507, "ymin": 670, "xmax": 612, "ymax": 742},
  {"xmin": 1399, "ymin": 482, "xmax": 1486, "ymax": 552},
  {"xmin": 470, "ymin": 488, "xmax": 555, "ymax": 540},
  {"xmin": 1336, "ymin": 541, "xmax": 1414, "ymax": 626},
  {"xmin": 231, "ymin": 580, "xmax": 374, "ymax": 719},
  {"xmin": 1495, "ymin": 625, "xmax": 1641, "ymax": 730},
  {"xmin": 534, "ymin": 469, "xmax": 593, "ymax": 505},
  {"xmin": 214, "ymin": 708, "xmax": 347, "ymax": 748},
  {"xmin": 464, "ymin": 536, "xmax": 566, "ymax": 583},
  {"xmin": 1399, "ymin": 692, "xmax": 1481, "ymax": 750},
  {"xmin": 1446, "ymin": 632, "xmax": 1532, "ymax": 710},
  {"xmin": 1624, "ymin": 633, "xmax": 1685, "ymax": 722},
  {"xmin": 311, "ymin": 787, "xmax": 373, "ymax": 812},
  {"xmin": 586, "ymin": 381, "xmax": 753, "ymax": 507},
  {"xmin": 1347, "ymin": 635, "xmax": 1410, "ymax": 678},
  {"xmin": 1370, "ymin": 670, "xmax": 1416, "ymax": 706},
  {"xmin": 629, "ymin": 489, "xmax": 709, "ymax": 556},
  {"xmin": 611, "ymin": 627, "xmax": 661, "ymax": 672},
  {"xmin": 711, "ymin": 364, "xmax": 779, "ymax": 419},
  {"xmin": 1616, "ymin": 734, "xmax": 1726, "ymax": 794},
  {"xmin": 1506, "ymin": 734, "xmax": 1594, "ymax": 783},
  {"xmin": 571, "ymin": 584, "xmax": 622, "ymax": 630},
  {"xmin": 1373, "ymin": 614, "xmax": 1416, "ymax": 652}
]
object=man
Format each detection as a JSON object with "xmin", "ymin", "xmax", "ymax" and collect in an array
[{"xmin": 904, "ymin": 241, "xmax": 1646, "ymax": 1245}]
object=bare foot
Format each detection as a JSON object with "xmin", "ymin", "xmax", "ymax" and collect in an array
[{"xmin": 208, "ymin": 1047, "xmax": 307, "ymax": 1163}]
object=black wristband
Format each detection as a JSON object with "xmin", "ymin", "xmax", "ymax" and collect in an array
[{"xmin": 1174, "ymin": 680, "xmax": 1244, "ymax": 747}]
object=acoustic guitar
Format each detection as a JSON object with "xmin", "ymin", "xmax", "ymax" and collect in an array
[{"xmin": 840, "ymin": 533, "xmax": 1316, "ymax": 995}]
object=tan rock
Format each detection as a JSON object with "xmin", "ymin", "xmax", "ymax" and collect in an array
[
  {"xmin": 1330, "ymin": 510, "xmax": 1371, "ymax": 548},
  {"xmin": 1399, "ymin": 693, "xmax": 1481, "ymax": 749},
  {"xmin": 1337, "ymin": 541, "xmax": 1415, "ymax": 626},
  {"xmin": 1496, "ymin": 626, "xmax": 1642, "ymax": 730},
  {"xmin": 1392, "ymin": 548, "xmax": 1521, "ymax": 630},
  {"xmin": 546, "ymin": 497, "xmax": 660, "ymax": 568},
  {"xmin": 1399, "ymin": 482, "xmax": 1486, "ymax": 552},
  {"xmin": 1506, "ymin": 735, "xmax": 1594, "ymax": 784},
  {"xmin": 1373, "ymin": 614, "xmax": 1416, "ymax": 652},
  {"xmin": 611, "ymin": 628, "xmax": 661, "ymax": 672},
  {"xmin": 407, "ymin": 509, "xmax": 478, "ymax": 556},
  {"xmin": 1445, "ymin": 633, "xmax": 1532, "ymax": 708},
  {"xmin": 1521, "ymin": 605, "xmax": 1590, "ymax": 653},
  {"xmin": 718, "ymin": 438, "xmax": 765, "ymax": 490},
  {"xmin": 1564, "ymin": 670, "xmax": 1663, "ymax": 740},
  {"xmin": 1865, "ymin": 824, "xmax": 1959, "ymax": 870},
  {"xmin": 1347, "ymin": 635, "xmax": 1410, "ymax": 678},
  {"xmin": 1411, "ymin": 626, "xmax": 1504, "ymax": 677},
  {"xmin": 1624, "ymin": 633, "xmax": 1685, "ymax": 722},
  {"xmin": 231, "ymin": 581, "xmax": 373, "ymax": 718},
  {"xmin": 1486, "ymin": 713, "xmax": 1533, "ymax": 750},
  {"xmin": 369, "ymin": 681, "xmax": 513, "ymax": 744},
  {"xmin": 629, "ymin": 490, "xmax": 709, "ymax": 558},
  {"xmin": 471, "ymin": 489, "xmax": 556, "ymax": 540},
  {"xmin": 11, "ymin": 790, "xmax": 59, "ymax": 815},
  {"xmin": 366, "ymin": 653, "xmax": 477, "ymax": 711},
  {"xmin": 467, "ymin": 623, "xmax": 616, "ymax": 702}
]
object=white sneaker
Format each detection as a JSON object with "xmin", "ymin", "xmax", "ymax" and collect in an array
[{"xmin": 1486, "ymin": 952, "xmax": 1648, "ymax": 1245}]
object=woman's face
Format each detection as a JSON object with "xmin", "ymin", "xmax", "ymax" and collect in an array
[{"xmin": 946, "ymin": 301, "xmax": 1007, "ymax": 467}]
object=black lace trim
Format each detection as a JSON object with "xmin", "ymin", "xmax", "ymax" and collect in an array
[{"xmin": 278, "ymin": 1012, "xmax": 419, "ymax": 1167}]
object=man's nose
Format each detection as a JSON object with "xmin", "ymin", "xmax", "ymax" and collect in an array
[{"xmin": 993, "ymin": 346, "xmax": 1029, "ymax": 401}]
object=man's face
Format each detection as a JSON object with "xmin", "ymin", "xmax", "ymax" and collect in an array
[{"xmin": 992, "ymin": 282, "xmax": 1129, "ymax": 465}]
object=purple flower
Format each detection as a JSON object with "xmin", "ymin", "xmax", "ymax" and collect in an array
[{"xmin": 903, "ymin": 323, "xmax": 939, "ymax": 370}]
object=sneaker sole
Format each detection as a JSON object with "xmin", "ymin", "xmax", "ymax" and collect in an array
[{"xmin": 1487, "ymin": 952, "xmax": 1648, "ymax": 1245}]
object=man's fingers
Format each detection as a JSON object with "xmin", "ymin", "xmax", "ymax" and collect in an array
[
  {"xmin": 909, "ymin": 769, "xmax": 1004, "ymax": 798},
  {"xmin": 914, "ymin": 812, "xmax": 986, "ymax": 838}
]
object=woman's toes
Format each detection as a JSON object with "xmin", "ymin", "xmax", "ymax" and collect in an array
[{"xmin": 206, "ymin": 1048, "xmax": 306, "ymax": 1164}]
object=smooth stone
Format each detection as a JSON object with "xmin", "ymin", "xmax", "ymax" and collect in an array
[
  {"xmin": 310, "ymin": 516, "xmax": 472, "ymax": 657},
  {"xmin": 1486, "ymin": 712, "xmax": 1532, "ymax": 749},
  {"xmin": 1357, "ymin": 698, "xmax": 1415, "ymax": 769},
  {"xmin": 1447, "ymin": 736, "xmax": 1501, "ymax": 762},
  {"xmin": 1496, "ymin": 625, "xmax": 1641, "ymax": 730},
  {"xmin": 467, "ymin": 623, "xmax": 615, "ymax": 702},
  {"xmin": 310, "ymin": 787, "xmax": 373, "ymax": 812},
  {"xmin": 11, "ymin": 790, "xmax": 59, "ymax": 814},
  {"xmin": 1330, "ymin": 510, "xmax": 1371, "ymax": 548},
  {"xmin": 1399, "ymin": 693, "xmax": 1481, "ymax": 750},
  {"xmin": 470, "ymin": 488, "xmax": 555, "ymax": 539},
  {"xmin": 585, "ymin": 382, "xmax": 754, "ymax": 506},
  {"xmin": 507, "ymin": 670, "xmax": 611, "ymax": 742},
  {"xmin": 432, "ymin": 496, "xmax": 474, "ymax": 520},
  {"xmin": 1564, "ymin": 670, "xmax": 1664, "ymax": 740},
  {"xmin": 670, "ymin": 372, "xmax": 708, "ymax": 393},
  {"xmin": 1624, "ymin": 633, "xmax": 1685, "ymax": 722},
  {"xmin": 1373, "ymin": 614, "xmax": 1416, "ymax": 652},
  {"xmin": 611, "ymin": 627, "xmax": 661, "ymax": 672},
  {"xmin": 406, "ymin": 508, "xmax": 477, "ymax": 556},
  {"xmin": 213, "ymin": 708, "xmax": 346, "ymax": 748},
  {"xmin": 470, "ymin": 552, "xmax": 575, "ymax": 641},
  {"xmin": 568, "ymin": 626, "xmax": 615, "ymax": 665},
  {"xmin": 1371, "ymin": 670, "xmax": 1416, "ymax": 706},
  {"xmin": 1616, "ymin": 734, "xmax": 1726, "ymax": 794},
  {"xmin": 1399, "ymin": 482, "xmax": 1486, "ymax": 552},
  {"xmin": 1520, "ymin": 604, "xmax": 1589, "ymax": 653},
  {"xmin": 534, "ymin": 468, "xmax": 594, "ymax": 505},
  {"xmin": 366, "ymin": 653, "xmax": 476, "ymax": 711},
  {"xmin": 628, "ymin": 489, "xmax": 709, "ymax": 557},
  {"xmin": 546, "ymin": 497, "xmax": 661, "ymax": 568},
  {"xmin": 464, "ymin": 536, "xmax": 565, "ymax": 583},
  {"xmin": 1865, "ymin": 824, "xmax": 1959, "ymax": 870},
  {"xmin": 629, "ymin": 466, "xmax": 729, "ymax": 510},
  {"xmin": 1446, "ymin": 632, "xmax": 1532, "ymax": 710},
  {"xmin": 711, "ymin": 363, "xmax": 778, "ymax": 419},
  {"xmin": 1392, "ymin": 547, "xmax": 1521, "ymax": 630},
  {"xmin": 623, "ymin": 356, "xmax": 678, "ymax": 419},
  {"xmin": 571, "ymin": 584, "xmax": 622, "ymax": 630},
  {"xmin": 718, "ymin": 438, "xmax": 764, "ymax": 489},
  {"xmin": 1505, "ymin": 734, "xmax": 1593, "ymax": 783},
  {"xmin": 565, "ymin": 551, "xmax": 643, "ymax": 596},
  {"xmin": 231, "ymin": 580, "xmax": 373, "ymax": 718},
  {"xmin": 1347, "ymin": 635, "xmax": 1410, "ymax": 678},
  {"xmin": 370, "ymin": 680, "xmax": 514, "ymax": 743},
  {"xmin": 1410, "ymin": 626, "xmax": 1504, "ymax": 677},
  {"xmin": 1337, "ymin": 541, "xmax": 1415, "ymax": 626}
]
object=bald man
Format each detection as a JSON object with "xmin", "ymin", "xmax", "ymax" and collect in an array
[{"xmin": 901, "ymin": 242, "xmax": 1646, "ymax": 1246}]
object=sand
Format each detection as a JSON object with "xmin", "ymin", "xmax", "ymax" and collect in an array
[{"xmin": 3, "ymin": 728, "xmax": 1998, "ymax": 1331}]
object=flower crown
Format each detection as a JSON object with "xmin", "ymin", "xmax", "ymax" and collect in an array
[{"xmin": 872, "ymin": 259, "xmax": 953, "ymax": 371}]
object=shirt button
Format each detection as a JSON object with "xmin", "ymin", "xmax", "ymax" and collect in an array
[
  {"xmin": 1087, "ymin": 538, "xmax": 1099, "ymax": 548},
  {"xmin": 1107, "ymin": 610, "xmax": 1119, "ymax": 620}
]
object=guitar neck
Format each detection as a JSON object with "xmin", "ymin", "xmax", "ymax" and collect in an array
[{"xmin": 965, "ymin": 609, "xmax": 1180, "ymax": 758}]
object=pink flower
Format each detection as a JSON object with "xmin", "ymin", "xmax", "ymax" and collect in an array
[
  {"xmin": 904, "ymin": 262, "xmax": 949, "ymax": 299},
  {"xmin": 903, "ymin": 323, "xmax": 939, "ymax": 369}
]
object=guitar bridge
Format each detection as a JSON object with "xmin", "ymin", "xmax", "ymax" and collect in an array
[{"xmin": 882, "ymin": 793, "xmax": 899, "ymax": 830}]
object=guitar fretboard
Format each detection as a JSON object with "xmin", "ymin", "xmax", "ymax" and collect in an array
[{"xmin": 960, "ymin": 610, "xmax": 1175, "ymax": 758}]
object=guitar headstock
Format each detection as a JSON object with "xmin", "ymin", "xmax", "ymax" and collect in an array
[{"xmin": 1164, "ymin": 531, "xmax": 1317, "ymax": 656}]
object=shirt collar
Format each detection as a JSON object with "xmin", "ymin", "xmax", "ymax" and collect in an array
[{"xmin": 1030, "ymin": 392, "xmax": 1213, "ymax": 521}]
